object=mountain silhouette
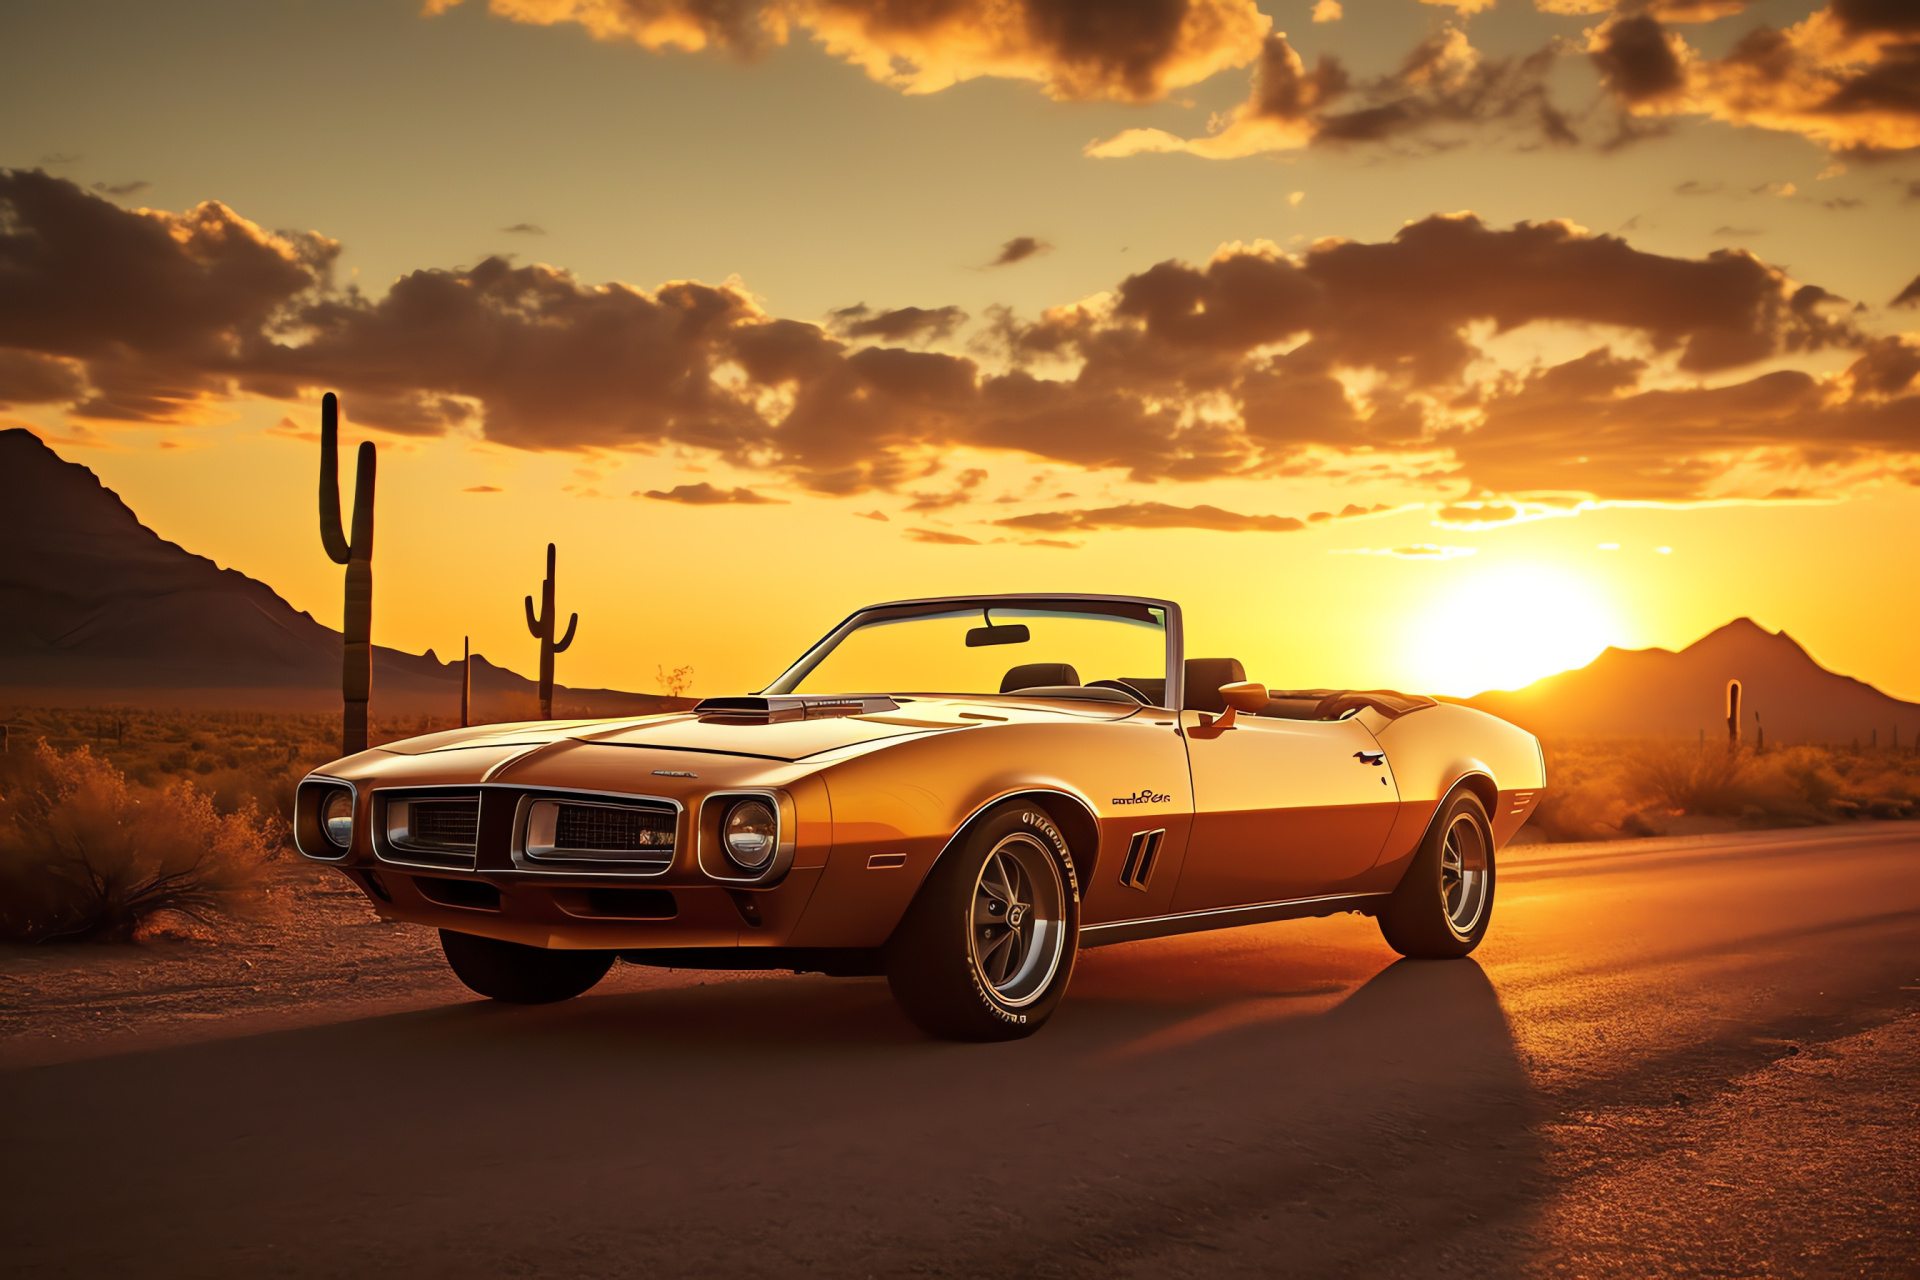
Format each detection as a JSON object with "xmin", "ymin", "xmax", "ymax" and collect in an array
[
  {"xmin": 0, "ymin": 429, "xmax": 680, "ymax": 718},
  {"xmin": 1467, "ymin": 618, "xmax": 1920, "ymax": 743}
]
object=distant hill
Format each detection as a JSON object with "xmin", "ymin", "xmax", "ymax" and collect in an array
[
  {"xmin": 1467, "ymin": 618, "xmax": 1920, "ymax": 744},
  {"xmin": 0, "ymin": 429, "xmax": 684, "ymax": 719}
]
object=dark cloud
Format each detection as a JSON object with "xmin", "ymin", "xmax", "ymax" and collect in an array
[
  {"xmin": 904, "ymin": 467, "xmax": 988, "ymax": 512},
  {"xmin": 463, "ymin": 484, "xmax": 502, "ymax": 492},
  {"xmin": 424, "ymin": 0, "xmax": 1269, "ymax": 103},
  {"xmin": 1892, "ymin": 274, "xmax": 1920, "ymax": 307},
  {"xmin": 996, "ymin": 502, "xmax": 1306, "ymax": 533},
  {"xmin": 0, "ymin": 168, "xmax": 333, "ymax": 422},
  {"xmin": 1675, "ymin": 179, "xmax": 1723, "ymax": 195},
  {"xmin": 2, "ymin": 172, "xmax": 1911, "ymax": 508},
  {"xmin": 1591, "ymin": 16, "xmax": 1687, "ymax": 104},
  {"xmin": 1591, "ymin": 4, "xmax": 1920, "ymax": 154},
  {"xmin": 1090, "ymin": 30, "xmax": 1573, "ymax": 157},
  {"xmin": 854, "ymin": 509, "xmax": 890, "ymax": 521},
  {"xmin": 829, "ymin": 304, "xmax": 966, "ymax": 343},
  {"xmin": 0, "ymin": 350, "xmax": 85, "ymax": 407},
  {"xmin": 501, "ymin": 222, "xmax": 545, "ymax": 235},
  {"xmin": 990, "ymin": 237, "xmax": 1052, "ymax": 267},
  {"xmin": 904, "ymin": 528, "xmax": 980, "ymax": 545},
  {"xmin": 642, "ymin": 482, "xmax": 787, "ymax": 505},
  {"xmin": 90, "ymin": 180, "xmax": 151, "ymax": 198},
  {"xmin": 1441, "ymin": 340, "xmax": 1920, "ymax": 500}
]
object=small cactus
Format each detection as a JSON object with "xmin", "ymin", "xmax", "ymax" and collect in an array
[
  {"xmin": 319, "ymin": 393, "xmax": 376, "ymax": 755},
  {"xmin": 461, "ymin": 635, "xmax": 472, "ymax": 728},
  {"xmin": 1726, "ymin": 679, "xmax": 1741, "ymax": 751},
  {"xmin": 524, "ymin": 543, "xmax": 577, "ymax": 720}
]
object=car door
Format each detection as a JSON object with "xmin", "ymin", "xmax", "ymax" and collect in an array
[{"xmin": 1171, "ymin": 712, "xmax": 1400, "ymax": 912}]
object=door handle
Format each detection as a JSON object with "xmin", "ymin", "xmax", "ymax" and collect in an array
[{"xmin": 1354, "ymin": 750, "xmax": 1385, "ymax": 766}]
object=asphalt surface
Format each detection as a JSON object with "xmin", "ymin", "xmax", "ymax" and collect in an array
[{"xmin": 4, "ymin": 824, "xmax": 1918, "ymax": 1278}]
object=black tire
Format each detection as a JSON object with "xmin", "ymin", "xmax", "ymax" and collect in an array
[
  {"xmin": 1376, "ymin": 789, "xmax": 1496, "ymax": 959},
  {"xmin": 885, "ymin": 800, "xmax": 1081, "ymax": 1041},
  {"xmin": 439, "ymin": 930, "xmax": 615, "ymax": 1004}
]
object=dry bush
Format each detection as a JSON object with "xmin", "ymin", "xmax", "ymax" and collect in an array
[
  {"xmin": 0, "ymin": 742, "xmax": 278, "ymax": 943},
  {"xmin": 1527, "ymin": 737, "xmax": 1920, "ymax": 842},
  {"xmin": 1525, "ymin": 741, "xmax": 1640, "ymax": 842}
]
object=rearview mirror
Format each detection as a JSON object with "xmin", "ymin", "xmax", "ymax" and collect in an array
[
  {"xmin": 966, "ymin": 624, "xmax": 1031, "ymax": 648},
  {"xmin": 1219, "ymin": 681, "xmax": 1268, "ymax": 713}
]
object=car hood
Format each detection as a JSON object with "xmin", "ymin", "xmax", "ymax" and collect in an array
[
  {"xmin": 373, "ymin": 710, "xmax": 950, "ymax": 764},
  {"xmin": 371, "ymin": 696, "xmax": 1138, "ymax": 764}
]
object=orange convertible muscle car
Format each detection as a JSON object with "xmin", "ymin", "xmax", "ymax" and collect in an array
[{"xmin": 295, "ymin": 594, "xmax": 1545, "ymax": 1039}]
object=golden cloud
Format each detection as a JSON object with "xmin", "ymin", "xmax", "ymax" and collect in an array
[
  {"xmin": 426, "ymin": 0, "xmax": 1270, "ymax": 102},
  {"xmin": 2, "ymin": 170, "xmax": 1914, "ymax": 512},
  {"xmin": 1592, "ymin": 2, "xmax": 1920, "ymax": 154}
]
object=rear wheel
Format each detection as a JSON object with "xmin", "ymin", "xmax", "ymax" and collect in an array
[
  {"xmin": 440, "ymin": 930, "xmax": 615, "ymax": 1004},
  {"xmin": 885, "ymin": 801, "xmax": 1080, "ymax": 1041},
  {"xmin": 1376, "ymin": 790, "xmax": 1495, "ymax": 959}
]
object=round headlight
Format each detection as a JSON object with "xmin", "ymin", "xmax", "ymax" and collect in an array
[
  {"xmin": 722, "ymin": 799, "xmax": 778, "ymax": 872},
  {"xmin": 322, "ymin": 788, "xmax": 354, "ymax": 850}
]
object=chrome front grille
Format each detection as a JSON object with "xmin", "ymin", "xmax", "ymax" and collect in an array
[
  {"xmin": 408, "ymin": 800, "xmax": 480, "ymax": 847},
  {"xmin": 525, "ymin": 797, "xmax": 677, "ymax": 867},
  {"xmin": 380, "ymin": 793, "xmax": 481, "ymax": 869},
  {"xmin": 555, "ymin": 804, "xmax": 673, "ymax": 852}
]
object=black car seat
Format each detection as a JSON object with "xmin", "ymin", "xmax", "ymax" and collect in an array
[
  {"xmin": 1000, "ymin": 662, "xmax": 1080, "ymax": 693},
  {"xmin": 1183, "ymin": 658, "xmax": 1246, "ymax": 713}
]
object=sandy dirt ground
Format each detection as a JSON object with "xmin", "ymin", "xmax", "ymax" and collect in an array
[{"xmin": 2, "ymin": 824, "xmax": 1916, "ymax": 1278}]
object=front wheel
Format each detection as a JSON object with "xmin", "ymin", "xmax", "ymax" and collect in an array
[
  {"xmin": 440, "ymin": 930, "xmax": 615, "ymax": 1004},
  {"xmin": 885, "ymin": 801, "xmax": 1080, "ymax": 1041},
  {"xmin": 1376, "ymin": 790, "xmax": 1495, "ymax": 959}
]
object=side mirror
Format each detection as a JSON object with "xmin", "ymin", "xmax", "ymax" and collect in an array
[{"xmin": 1219, "ymin": 681, "xmax": 1268, "ymax": 713}]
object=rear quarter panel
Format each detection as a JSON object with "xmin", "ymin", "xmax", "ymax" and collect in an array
[{"xmin": 1367, "ymin": 704, "xmax": 1545, "ymax": 888}]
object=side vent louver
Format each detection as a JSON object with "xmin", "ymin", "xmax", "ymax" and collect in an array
[{"xmin": 1119, "ymin": 829, "xmax": 1165, "ymax": 892}]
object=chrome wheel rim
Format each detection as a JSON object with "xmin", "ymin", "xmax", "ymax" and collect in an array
[
  {"xmin": 969, "ymin": 833, "xmax": 1067, "ymax": 1008},
  {"xmin": 1441, "ymin": 814, "xmax": 1491, "ymax": 936}
]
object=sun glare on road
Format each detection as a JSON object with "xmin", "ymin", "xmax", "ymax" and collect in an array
[{"xmin": 1407, "ymin": 565, "xmax": 1623, "ymax": 697}]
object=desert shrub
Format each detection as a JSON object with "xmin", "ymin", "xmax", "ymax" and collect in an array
[
  {"xmin": 1625, "ymin": 742, "xmax": 1759, "ymax": 817},
  {"xmin": 0, "ymin": 742, "xmax": 278, "ymax": 943},
  {"xmin": 1525, "ymin": 741, "xmax": 1640, "ymax": 842},
  {"xmin": 1521, "ymin": 737, "xmax": 1920, "ymax": 842}
]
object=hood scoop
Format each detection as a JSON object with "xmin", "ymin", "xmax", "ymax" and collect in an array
[{"xmin": 694, "ymin": 695, "xmax": 900, "ymax": 724}]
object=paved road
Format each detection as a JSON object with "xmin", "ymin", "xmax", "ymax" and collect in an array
[{"xmin": 4, "ymin": 825, "xmax": 1918, "ymax": 1277}]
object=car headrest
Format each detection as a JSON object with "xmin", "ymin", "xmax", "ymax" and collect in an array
[
  {"xmin": 1000, "ymin": 662, "xmax": 1080, "ymax": 693},
  {"xmin": 1183, "ymin": 658, "xmax": 1247, "ymax": 713}
]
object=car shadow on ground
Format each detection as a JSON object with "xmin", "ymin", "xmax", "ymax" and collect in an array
[{"xmin": 2, "ymin": 926, "xmax": 1548, "ymax": 1278}]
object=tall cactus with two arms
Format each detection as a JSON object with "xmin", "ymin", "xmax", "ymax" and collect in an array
[
  {"xmin": 525, "ymin": 543, "xmax": 577, "ymax": 720},
  {"xmin": 319, "ymin": 393, "xmax": 376, "ymax": 755}
]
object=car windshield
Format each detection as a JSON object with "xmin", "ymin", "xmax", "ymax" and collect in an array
[{"xmin": 769, "ymin": 603, "xmax": 1170, "ymax": 702}]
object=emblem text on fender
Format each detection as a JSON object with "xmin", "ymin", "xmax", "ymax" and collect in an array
[{"xmin": 1112, "ymin": 787, "xmax": 1171, "ymax": 805}]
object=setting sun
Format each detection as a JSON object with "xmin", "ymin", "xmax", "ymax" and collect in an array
[{"xmin": 1406, "ymin": 565, "xmax": 1624, "ymax": 697}]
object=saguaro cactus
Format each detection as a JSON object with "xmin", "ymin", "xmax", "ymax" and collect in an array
[
  {"xmin": 319, "ymin": 393, "xmax": 376, "ymax": 755},
  {"xmin": 524, "ymin": 543, "xmax": 577, "ymax": 720},
  {"xmin": 460, "ymin": 636, "xmax": 472, "ymax": 728},
  {"xmin": 1726, "ymin": 679, "xmax": 1741, "ymax": 751}
]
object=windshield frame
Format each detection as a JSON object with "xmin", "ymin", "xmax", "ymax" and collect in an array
[{"xmin": 760, "ymin": 593, "xmax": 1186, "ymax": 709}]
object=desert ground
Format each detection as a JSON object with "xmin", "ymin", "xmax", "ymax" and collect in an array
[{"xmin": 2, "ymin": 822, "xmax": 1915, "ymax": 1278}]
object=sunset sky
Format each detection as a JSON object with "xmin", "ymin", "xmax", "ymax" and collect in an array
[{"xmin": 3, "ymin": 0, "xmax": 1916, "ymax": 701}]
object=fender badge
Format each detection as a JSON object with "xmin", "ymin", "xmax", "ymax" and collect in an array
[
  {"xmin": 652, "ymin": 769, "xmax": 698, "ymax": 778},
  {"xmin": 1113, "ymin": 787, "xmax": 1172, "ymax": 805}
]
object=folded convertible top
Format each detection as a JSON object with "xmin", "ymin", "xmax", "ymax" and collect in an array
[{"xmin": 1260, "ymin": 689, "xmax": 1438, "ymax": 722}]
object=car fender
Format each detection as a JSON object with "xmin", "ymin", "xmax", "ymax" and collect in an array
[
  {"xmin": 781, "ymin": 719, "xmax": 1177, "ymax": 948},
  {"xmin": 1369, "ymin": 704, "xmax": 1544, "ymax": 884}
]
